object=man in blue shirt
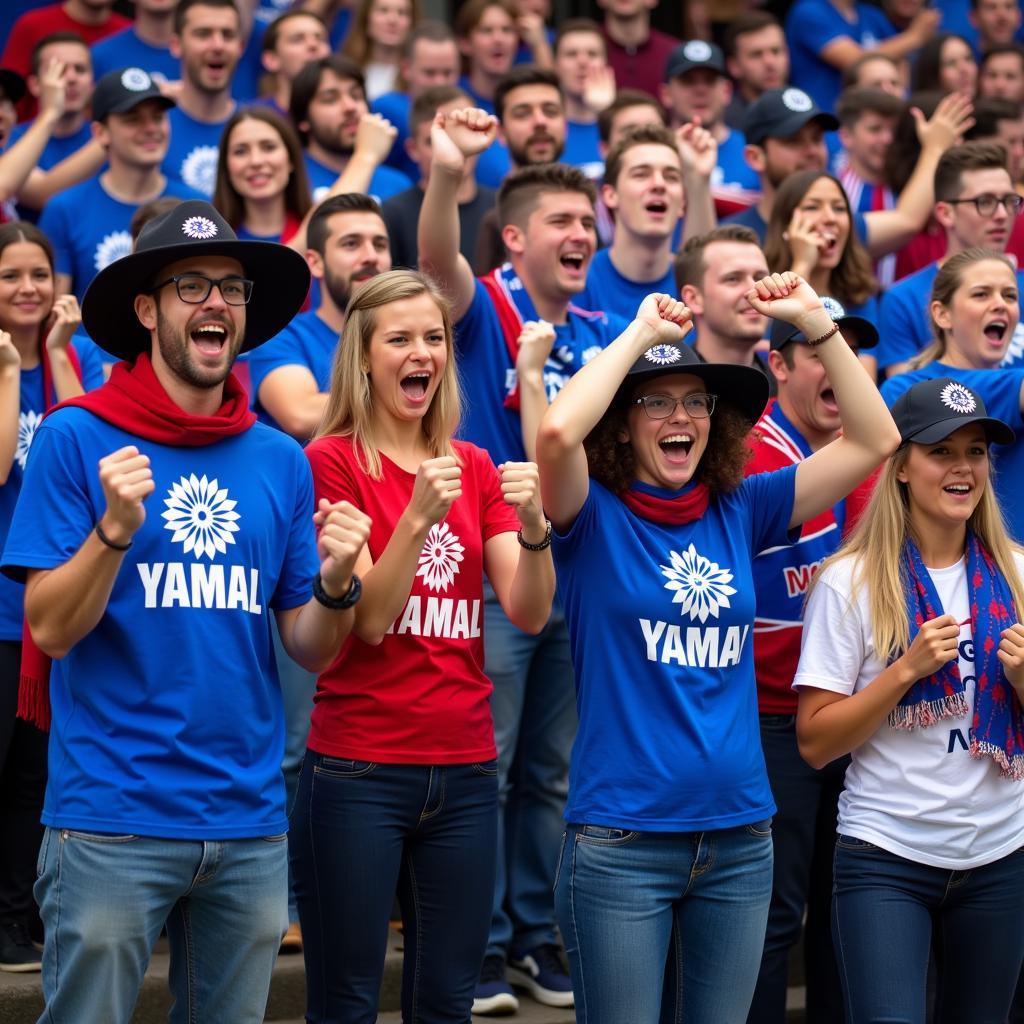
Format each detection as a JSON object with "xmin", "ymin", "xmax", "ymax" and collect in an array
[
  {"xmin": 419, "ymin": 108, "xmax": 627, "ymax": 1016},
  {"xmin": 1, "ymin": 198, "xmax": 368, "ymax": 1023},
  {"xmin": 878, "ymin": 141, "xmax": 1024, "ymax": 377},
  {"xmin": 39, "ymin": 67, "xmax": 204, "ymax": 300},
  {"xmin": 289, "ymin": 54, "xmax": 412, "ymax": 204},
  {"xmin": 92, "ymin": 0, "xmax": 180, "ymax": 85},
  {"xmin": 256, "ymin": 8, "xmax": 329, "ymax": 116},
  {"xmin": 163, "ymin": 0, "xmax": 243, "ymax": 196},
  {"xmin": 723, "ymin": 11, "xmax": 790, "ymax": 131}
]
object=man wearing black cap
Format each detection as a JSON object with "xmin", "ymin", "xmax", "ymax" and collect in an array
[
  {"xmin": 726, "ymin": 85, "xmax": 968, "ymax": 268},
  {"xmin": 0, "ymin": 199, "xmax": 371, "ymax": 1022},
  {"xmin": 38, "ymin": 66, "xmax": 206, "ymax": 304},
  {"xmin": 745, "ymin": 296, "xmax": 878, "ymax": 1024}
]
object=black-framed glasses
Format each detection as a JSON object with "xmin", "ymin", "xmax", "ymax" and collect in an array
[
  {"xmin": 634, "ymin": 393, "xmax": 716, "ymax": 419},
  {"xmin": 941, "ymin": 193, "xmax": 1024, "ymax": 217},
  {"xmin": 148, "ymin": 273, "xmax": 254, "ymax": 305}
]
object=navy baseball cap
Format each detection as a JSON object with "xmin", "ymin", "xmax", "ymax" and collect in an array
[
  {"xmin": 743, "ymin": 87, "xmax": 839, "ymax": 146},
  {"xmin": 91, "ymin": 67, "xmax": 175, "ymax": 121},
  {"xmin": 890, "ymin": 378, "xmax": 1014, "ymax": 446},
  {"xmin": 665, "ymin": 40, "xmax": 727, "ymax": 81}
]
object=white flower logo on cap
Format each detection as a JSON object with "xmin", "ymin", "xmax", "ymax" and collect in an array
[
  {"xmin": 683, "ymin": 40, "xmax": 712, "ymax": 62},
  {"xmin": 120, "ymin": 68, "xmax": 151, "ymax": 92},
  {"xmin": 821, "ymin": 296, "xmax": 846, "ymax": 321},
  {"xmin": 782, "ymin": 88, "xmax": 813, "ymax": 113},
  {"xmin": 182, "ymin": 215, "xmax": 219, "ymax": 239},
  {"xmin": 940, "ymin": 382, "xmax": 977, "ymax": 414},
  {"xmin": 645, "ymin": 344, "xmax": 682, "ymax": 366}
]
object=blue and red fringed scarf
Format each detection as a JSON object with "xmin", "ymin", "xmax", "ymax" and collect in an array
[{"xmin": 892, "ymin": 531, "xmax": 1024, "ymax": 780}]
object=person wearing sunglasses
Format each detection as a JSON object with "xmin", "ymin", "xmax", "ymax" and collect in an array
[
  {"xmin": 877, "ymin": 142, "xmax": 1024, "ymax": 379},
  {"xmin": 533, "ymin": 273, "xmax": 898, "ymax": 1023}
]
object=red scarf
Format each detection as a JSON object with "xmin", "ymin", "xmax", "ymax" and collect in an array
[
  {"xmin": 18, "ymin": 353, "xmax": 256, "ymax": 730},
  {"xmin": 621, "ymin": 482, "xmax": 710, "ymax": 524}
]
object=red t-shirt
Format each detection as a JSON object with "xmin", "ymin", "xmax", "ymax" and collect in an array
[
  {"xmin": 305, "ymin": 435, "xmax": 520, "ymax": 763},
  {"xmin": 602, "ymin": 26, "xmax": 680, "ymax": 103},
  {"xmin": 2, "ymin": 4, "xmax": 131, "ymax": 120}
]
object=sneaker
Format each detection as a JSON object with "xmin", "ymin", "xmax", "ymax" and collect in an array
[
  {"xmin": 279, "ymin": 921, "xmax": 302, "ymax": 954},
  {"xmin": 472, "ymin": 954, "xmax": 519, "ymax": 1015},
  {"xmin": 0, "ymin": 920, "xmax": 42, "ymax": 973},
  {"xmin": 508, "ymin": 943, "xmax": 574, "ymax": 1008}
]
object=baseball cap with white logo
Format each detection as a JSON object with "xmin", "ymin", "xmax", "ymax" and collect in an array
[
  {"xmin": 91, "ymin": 66, "xmax": 175, "ymax": 121},
  {"xmin": 742, "ymin": 87, "xmax": 839, "ymax": 146},
  {"xmin": 664, "ymin": 40, "xmax": 727, "ymax": 81},
  {"xmin": 889, "ymin": 377, "xmax": 1014, "ymax": 445}
]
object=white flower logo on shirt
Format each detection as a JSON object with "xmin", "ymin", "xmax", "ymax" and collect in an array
[
  {"xmin": 180, "ymin": 146, "xmax": 219, "ymax": 195},
  {"xmin": 162, "ymin": 474, "xmax": 241, "ymax": 559},
  {"xmin": 94, "ymin": 230, "xmax": 132, "ymax": 271},
  {"xmin": 940, "ymin": 382, "xmax": 977, "ymax": 414},
  {"xmin": 645, "ymin": 344, "xmax": 682, "ymax": 366},
  {"xmin": 16, "ymin": 411, "xmax": 41, "ymax": 469},
  {"xmin": 416, "ymin": 522, "xmax": 465, "ymax": 592},
  {"xmin": 661, "ymin": 544, "xmax": 737, "ymax": 623}
]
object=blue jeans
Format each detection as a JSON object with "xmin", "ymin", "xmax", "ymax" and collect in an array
[
  {"xmin": 484, "ymin": 587, "xmax": 576, "ymax": 957},
  {"xmin": 290, "ymin": 753, "xmax": 499, "ymax": 1023},
  {"xmin": 748, "ymin": 714, "xmax": 848, "ymax": 1024},
  {"xmin": 555, "ymin": 821, "xmax": 774, "ymax": 1024},
  {"xmin": 34, "ymin": 826, "xmax": 288, "ymax": 1023},
  {"xmin": 832, "ymin": 835, "xmax": 1024, "ymax": 1024}
]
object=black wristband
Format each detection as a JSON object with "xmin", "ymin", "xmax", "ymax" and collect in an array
[
  {"xmin": 313, "ymin": 571, "xmax": 362, "ymax": 609},
  {"xmin": 95, "ymin": 523, "xmax": 132, "ymax": 551},
  {"xmin": 517, "ymin": 520, "xmax": 552, "ymax": 551}
]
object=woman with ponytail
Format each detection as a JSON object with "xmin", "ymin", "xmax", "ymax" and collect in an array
[{"xmin": 794, "ymin": 375, "xmax": 1024, "ymax": 1024}]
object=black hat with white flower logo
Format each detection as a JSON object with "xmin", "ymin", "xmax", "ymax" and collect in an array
[
  {"xmin": 664, "ymin": 40, "xmax": 727, "ymax": 81},
  {"xmin": 82, "ymin": 199, "xmax": 311, "ymax": 360},
  {"xmin": 91, "ymin": 66, "xmax": 175, "ymax": 121},
  {"xmin": 616, "ymin": 339, "xmax": 769, "ymax": 426},
  {"xmin": 742, "ymin": 87, "xmax": 839, "ymax": 146},
  {"xmin": 890, "ymin": 377, "xmax": 1015, "ymax": 446},
  {"xmin": 769, "ymin": 295, "xmax": 878, "ymax": 351}
]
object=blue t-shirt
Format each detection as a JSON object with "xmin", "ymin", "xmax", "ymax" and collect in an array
[
  {"xmin": 715, "ymin": 127, "xmax": 760, "ymax": 194},
  {"xmin": 1, "ymin": 410, "xmax": 319, "ymax": 837},
  {"xmin": 5, "ymin": 119, "xmax": 96, "ymax": 223},
  {"xmin": 303, "ymin": 151, "xmax": 412, "ymax": 205},
  {"xmin": 877, "ymin": 263, "xmax": 1024, "ymax": 372},
  {"xmin": 0, "ymin": 342, "xmax": 105, "ymax": 640},
  {"xmin": 455, "ymin": 277, "xmax": 629, "ymax": 464},
  {"xmin": 475, "ymin": 139, "xmax": 512, "ymax": 190},
  {"xmin": 576, "ymin": 248, "xmax": 676, "ymax": 322},
  {"xmin": 38, "ymin": 175, "xmax": 205, "ymax": 300},
  {"xmin": 564, "ymin": 121, "xmax": 603, "ymax": 181},
  {"xmin": 785, "ymin": 0, "xmax": 894, "ymax": 112},
  {"xmin": 91, "ymin": 28, "xmax": 180, "ymax": 84},
  {"xmin": 248, "ymin": 310, "xmax": 339, "ymax": 433},
  {"xmin": 881, "ymin": 365, "xmax": 1024, "ymax": 541},
  {"xmin": 371, "ymin": 90, "xmax": 418, "ymax": 182},
  {"xmin": 163, "ymin": 106, "xmax": 231, "ymax": 196},
  {"xmin": 553, "ymin": 467, "xmax": 798, "ymax": 829}
]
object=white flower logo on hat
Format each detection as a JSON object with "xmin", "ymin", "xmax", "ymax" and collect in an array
[
  {"xmin": 16, "ymin": 411, "xmax": 41, "ymax": 469},
  {"xmin": 683, "ymin": 40, "xmax": 712, "ymax": 62},
  {"xmin": 416, "ymin": 522, "xmax": 464, "ymax": 592},
  {"xmin": 180, "ymin": 146, "xmax": 219, "ymax": 196},
  {"xmin": 661, "ymin": 544, "xmax": 736, "ymax": 623},
  {"xmin": 940, "ymin": 382, "xmax": 977, "ymax": 414},
  {"xmin": 645, "ymin": 344, "xmax": 681, "ymax": 366},
  {"xmin": 782, "ymin": 88, "xmax": 813, "ymax": 113},
  {"xmin": 120, "ymin": 68, "xmax": 151, "ymax": 91},
  {"xmin": 821, "ymin": 296, "xmax": 846, "ymax": 321},
  {"xmin": 95, "ymin": 230, "xmax": 132, "ymax": 271},
  {"xmin": 182, "ymin": 215, "xmax": 219, "ymax": 240},
  {"xmin": 162, "ymin": 474, "xmax": 240, "ymax": 559}
]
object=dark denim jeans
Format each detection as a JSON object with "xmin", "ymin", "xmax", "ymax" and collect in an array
[
  {"xmin": 555, "ymin": 821, "xmax": 774, "ymax": 1024},
  {"xmin": 748, "ymin": 713, "xmax": 848, "ymax": 1024},
  {"xmin": 290, "ymin": 753, "xmax": 499, "ymax": 1024},
  {"xmin": 832, "ymin": 835, "xmax": 1024, "ymax": 1024}
]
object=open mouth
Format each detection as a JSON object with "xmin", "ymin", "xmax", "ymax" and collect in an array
[
  {"xmin": 943, "ymin": 483, "xmax": 972, "ymax": 497},
  {"xmin": 191, "ymin": 322, "xmax": 228, "ymax": 355},
  {"xmin": 560, "ymin": 252, "xmax": 586, "ymax": 273},
  {"xmin": 820, "ymin": 233, "xmax": 839, "ymax": 255},
  {"xmin": 400, "ymin": 371, "xmax": 430, "ymax": 400},
  {"xmin": 658, "ymin": 434, "xmax": 693, "ymax": 463},
  {"xmin": 984, "ymin": 320, "xmax": 1008, "ymax": 343},
  {"xmin": 819, "ymin": 387, "xmax": 837, "ymax": 411},
  {"xmin": 645, "ymin": 199, "xmax": 669, "ymax": 216}
]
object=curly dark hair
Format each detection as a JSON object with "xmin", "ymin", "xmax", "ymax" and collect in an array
[{"xmin": 584, "ymin": 399, "xmax": 753, "ymax": 497}]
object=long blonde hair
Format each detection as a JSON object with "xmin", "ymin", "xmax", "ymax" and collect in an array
[
  {"xmin": 315, "ymin": 270, "xmax": 462, "ymax": 478},
  {"xmin": 816, "ymin": 443, "xmax": 1024, "ymax": 661}
]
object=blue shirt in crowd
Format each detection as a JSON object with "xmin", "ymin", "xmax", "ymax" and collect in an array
[
  {"xmin": 91, "ymin": 29, "xmax": 180, "ymax": 83},
  {"xmin": 371, "ymin": 90, "xmax": 418, "ymax": 182},
  {"xmin": 163, "ymin": 106, "xmax": 231, "ymax": 196},
  {"xmin": 576, "ymin": 248, "xmax": 677, "ymax": 322},
  {"xmin": 564, "ymin": 121, "xmax": 603, "ymax": 180},
  {"xmin": 302, "ymin": 151, "xmax": 412, "ymax": 204}
]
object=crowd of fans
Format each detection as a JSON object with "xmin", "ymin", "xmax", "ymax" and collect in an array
[{"xmin": 1, "ymin": 0, "xmax": 1024, "ymax": 1022}]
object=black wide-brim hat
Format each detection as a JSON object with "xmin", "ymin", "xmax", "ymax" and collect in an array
[
  {"xmin": 82, "ymin": 199, "xmax": 310, "ymax": 361},
  {"xmin": 614, "ymin": 339, "xmax": 770, "ymax": 426},
  {"xmin": 890, "ymin": 377, "xmax": 1015, "ymax": 446},
  {"xmin": 0, "ymin": 68, "xmax": 26, "ymax": 105}
]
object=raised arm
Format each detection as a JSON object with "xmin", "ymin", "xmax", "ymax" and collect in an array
[
  {"xmin": 676, "ymin": 120, "xmax": 718, "ymax": 243},
  {"xmin": 864, "ymin": 92, "xmax": 975, "ymax": 259},
  {"xmin": 745, "ymin": 273, "xmax": 901, "ymax": 529},
  {"xmin": 418, "ymin": 107, "xmax": 497, "ymax": 322},
  {"xmin": 0, "ymin": 333, "xmax": 19, "ymax": 485},
  {"xmin": 816, "ymin": 8, "xmax": 939, "ymax": 71},
  {"xmin": 44, "ymin": 295, "xmax": 86, "ymax": 401},
  {"xmin": 536, "ymin": 294, "xmax": 692, "ymax": 530},
  {"xmin": 0, "ymin": 58, "xmax": 66, "ymax": 202},
  {"xmin": 257, "ymin": 367, "xmax": 328, "ymax": 440},
  {"xmin": 515, "ymin": 320, "xmax": 556, "ymax": 462}
]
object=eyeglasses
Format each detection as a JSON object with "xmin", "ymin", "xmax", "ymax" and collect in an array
[
  {"xmin": 941, "ymin": 193, "xmax": 1024, "ymax": 217},
  {"xmin": 634, "ymin": 393, "xmax": 716, "ymax": 419},
  {"xmin": 148, "ymin": 273, "xmax": 254, "ymax": 306}
]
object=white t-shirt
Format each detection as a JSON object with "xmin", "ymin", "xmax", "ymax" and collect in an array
[{"xmin": 794, "ymin": 553, "xmax": 1024, "ymax": 870}]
